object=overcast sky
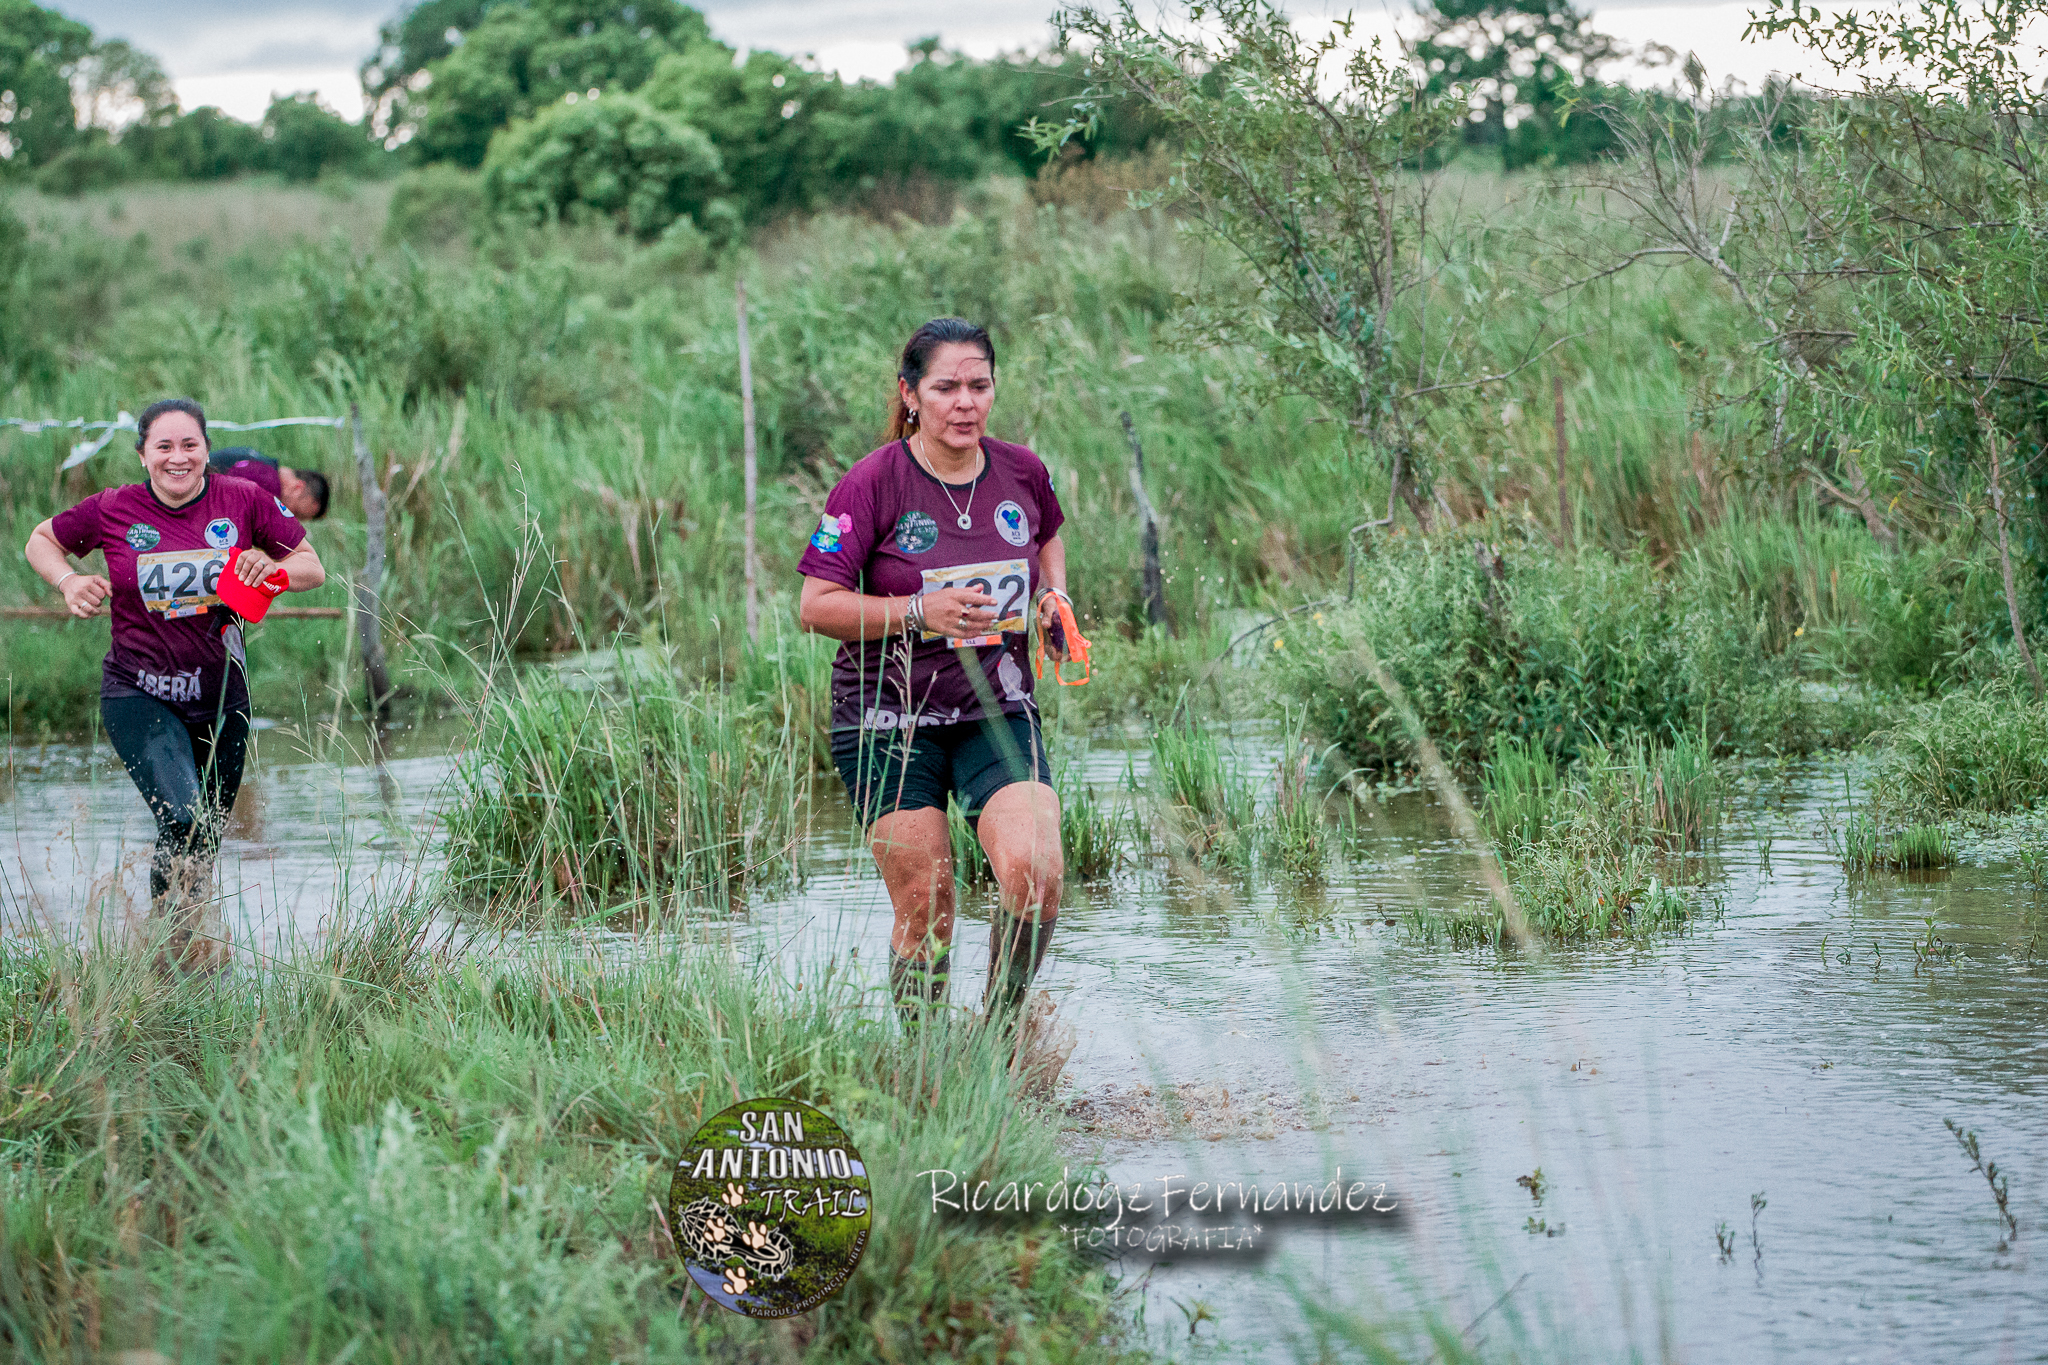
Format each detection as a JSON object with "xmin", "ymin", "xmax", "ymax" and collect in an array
[{"xmin": 54, "ymin": 0, "xmax": 1860, "ymax": 123}]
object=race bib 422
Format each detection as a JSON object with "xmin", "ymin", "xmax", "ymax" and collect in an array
[
  {"xmin": 136, "ymin": 548, "xmax": 226, "ymax": 619},
  {"xmin": 919, "ymin": 558, "xmax": 1028, "ymax": 648}
]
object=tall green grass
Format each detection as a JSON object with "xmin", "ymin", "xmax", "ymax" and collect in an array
[
  {"xmin": 0, "ymin": 909, "xmax": 1142, "ymax": 1362},
  {"xmin": 9, "ymin": 169, "xmax": 2018, "ymax": 741},
  {"xmin": 1150, "ymin": 717, "xmax": 1257, "ymax": 866}
]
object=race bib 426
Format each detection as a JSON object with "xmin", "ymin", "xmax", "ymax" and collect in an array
[
  {"xmin": 919, "ymin": 558, "xmax": 1028, "ymax": 648},
  {"xmin": 136, "ymin": 548, "xmax": 226, "ymax": 619}
]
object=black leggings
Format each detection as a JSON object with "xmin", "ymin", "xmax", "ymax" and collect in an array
[{"xmin": 101, "ymin": 695, "xmax": 250, "ymax": 906}]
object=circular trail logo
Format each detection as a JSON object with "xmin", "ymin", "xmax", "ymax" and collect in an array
[
  {"xmin": 894, "ymin": 509, "xmax": 939, "ymax": 554},
  {"xmin": 994, "ymin": 500, "xmax": 1029, "ymax": 547},
  {"xmin": 668, "ymin": 1098, "xmax": 871, "ymax": 1318},
  {"xmin": 125, "ymin": 523, "xmax": 160, "ymax": 551}
]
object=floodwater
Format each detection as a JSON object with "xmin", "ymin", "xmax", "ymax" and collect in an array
[{"xmin": 4, "ymin": 723, "xmax": 2044, "ymax": 1363}]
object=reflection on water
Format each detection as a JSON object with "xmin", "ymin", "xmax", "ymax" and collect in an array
[
  {"xmin": 0, "ymin": 719, "xmax": 455, "ymax": 948},
  {"xmin": 3, "ymin": 729, "xmax": 2044, "ymax": 1361}
]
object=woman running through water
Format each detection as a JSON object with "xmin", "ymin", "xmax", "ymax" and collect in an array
[
  {"xmin": 23, "ymin": 398, "xmax": 326, "ymax": 968},
  {"xmin": 798, "ymin": 318, "xmax": 1073, "ymax": 1031}
]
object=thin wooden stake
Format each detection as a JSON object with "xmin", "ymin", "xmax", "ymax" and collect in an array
[
  {"xmin": 737, "ymin": 279, "xmax": 759, "ymax": 644},
  {"xmin": 350, "ymin": 403, "xmax": 393, "ymax": 718},
  {"xmin": 1553, "ymin": 371, "xmax": 1572, "ymax": 551},
  {"xmin": 1120, "ymin": 411, "xmax": 1170, "ymax": 633}
]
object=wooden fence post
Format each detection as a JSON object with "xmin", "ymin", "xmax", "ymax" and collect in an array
[
  {"xmin": 737, "ymin": 279, "xmax": 759, "ymax": 644},
  {"xmin": 1120, "ymin": 411, "xmax": 1171, "ymax": 633},
  {"xmin": 350, "ymin": 403, "xmax": 393, "ymax": 718}
]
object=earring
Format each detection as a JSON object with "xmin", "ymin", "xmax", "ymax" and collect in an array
[{"xmin": 908, "ymin": 408, "xmax": 921, "ymax": 428}]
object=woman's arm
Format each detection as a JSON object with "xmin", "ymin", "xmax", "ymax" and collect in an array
[
  {"xmin": 233, "ymin": 540, "xmax": 325, "ymax": 591},
  {"xmin": 799, "ymin": 575, "xmax": 997, "ymax": 643},
  {"xmin": 24, "ymin": 519, "xmax": 110, "ymax": 619},
  {"xmin": 1038, "ymin": 533, "xmax": 1067, "ymax": 597}
]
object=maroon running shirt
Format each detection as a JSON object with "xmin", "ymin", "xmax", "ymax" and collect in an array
[
  {"xmin": 50, "ymin": 475, "xmax": 306, "ymax": 723},
  {"xmin": 222, "ymin": 458, "xmax": 282, "ymax": 498},
  {"xmin": 797, "ymin": 438, "xmax": 1065, "ymax": 732}
]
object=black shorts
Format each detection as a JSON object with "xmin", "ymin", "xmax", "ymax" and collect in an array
[{"xmin": 830, "ymin": 711, "xmax": 1052, "ymax": 825}]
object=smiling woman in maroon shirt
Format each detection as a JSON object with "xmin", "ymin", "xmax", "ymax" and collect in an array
[
  {"xmin": 22, "ymin": 397, "xmax": 326, "ymax": 970},
  {"xmin": 798, "ymin": 318, "xmax": 1073, "ymax": 1032}
]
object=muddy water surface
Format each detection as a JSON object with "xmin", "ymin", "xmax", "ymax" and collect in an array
[{"xmin": 4, "ymin": 729, "xmax": 2043, "ymax": 1363}]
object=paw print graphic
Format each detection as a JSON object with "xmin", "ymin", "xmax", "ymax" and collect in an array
[
  {"xmin": 722, "ymin": 1265, "xmax": 751, "ymax": 1297},
  {"xmin": 722, "ymin": 1182, "xmax": 746, "ymax": 1208},
  {"xmin": 702, "ymin": 1211, "xmax": 732, "ymax": 1246},
  {"xmin": 743, "ymin": 1220, "xmax": 770, "ymax": 1251}
]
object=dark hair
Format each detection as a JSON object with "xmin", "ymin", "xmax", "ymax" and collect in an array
[
  {"xmin": 136, "ymin": 397, "xmax": 209, "ymax": 451},
  {"xmin": 298, "ymin": 469, "xmax": 331, "ymax": 520},
  {"xmin": 886, "ymin": 317, "xmax": 995, "ymax": 443}
]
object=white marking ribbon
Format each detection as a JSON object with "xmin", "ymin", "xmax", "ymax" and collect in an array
[
  {"xmin": 919, "ymin": 558, "xmax": 1028, "ymax": 648},
  {"xmin": 136, "ymin": 548, "xmax": 226, "ymax": 619}
]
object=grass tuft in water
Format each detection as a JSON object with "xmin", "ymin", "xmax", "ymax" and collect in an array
[
  {"xmin": 1264, "ymin": 710, "xmax": 1331, "ymax": 878},
  {"xmin": 1150, "ymin": 717, "xmax": 1256, "ymax": 867},
  {"xmin": 1463, "ymin": 733, "xmax": 1723, "ymax": 943},
  {"xmin": 441, "ymin": 645, "xmax": 809, "ymax": 913},
  {"xmin": 1869, "ymin": 682, "xmax": 2048, "ymax": 822}
]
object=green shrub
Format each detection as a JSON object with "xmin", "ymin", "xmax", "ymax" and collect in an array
[
  {"xmin": 482, "ymin": 95, "xmax": 726, "ymax": 240},
  {"xmin": 30, "ymin": 137, "xmax": 132, "ymax": 195},
  {"xmin": 1464, "ymin": 733, "xmax": 1724, "ymax": 943},
  {"xmin": 385, "ymin": 164, "xmax": 488, "ymax": 247}
]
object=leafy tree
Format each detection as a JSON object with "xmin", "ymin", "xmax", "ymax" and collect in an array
[
  {"xmin": 261, "ymin": 93, "xmax": 383, "ymax": 181},
  {"xmin": 1745, "ymin": 0, "xmax": 2048, "ymax": 695},
  {"xmin": 1413, "ymin": 0, "xmax": 1620, "ymax": 167},
  {"xmin": 69, "ymin": 38, "xmax": 176, "ymax": 131},
  {"xmin": 373, "ymin": 0, "xmax": 712, "ymax": 164},
  {"xmin": 481, "ymin": 91, "xmax": 723, "ymax": 237},
  {"xmin": 0, "ymin": 0, "xmax": 94, "ymax": 171},
  {"xmin": 1042, "ymin": 0, "xmax": 1536, "ymax": 528},
  {"xmin": 121, "ymin": 106, "xmax": 268, "ymax": 180},
  {"xmin": 639, "ymin": 44, "xmax": 839, "ymax": 221},
  {"xmin": 1580, "ymin": 0, "xmax": 2048, "ymax": 694}
]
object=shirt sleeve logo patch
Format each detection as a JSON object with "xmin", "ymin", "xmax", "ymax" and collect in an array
[
  {"xmin": 893, "ymin": 510, "xmax": 939, "ymax": 554},
  {"xmin": 275, "ymin": 496, "xmax": 296, "ymax": 519},
  {"xmin": 809, "ymin": 512, "xmax": 851, "ymax": 553},
  {"xmin": 125, "ymin": 522, "xmax": 161, "ymax": 551},
  {"xmin": 994, "ymin": 500, "xmax": 1030, "ymax": 547},
  {"xmin": 204, "ymin": 517, "xmax": 238, "ymax": 550}
]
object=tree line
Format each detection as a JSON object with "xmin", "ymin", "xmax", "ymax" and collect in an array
[{"xmin": 0, "ymin": 0, "xmax": 1746, "ymax": 219}]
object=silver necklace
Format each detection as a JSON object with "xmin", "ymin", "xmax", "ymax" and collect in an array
[{"xmin": 913, "ymin": 433, "xmax": 983, "ymax": 530}]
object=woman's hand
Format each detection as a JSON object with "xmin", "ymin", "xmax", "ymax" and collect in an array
[
  {"xmin": 1036, "ymin": 591, "xmax": 1071, "ymax": 662},
  {"xmin": 62, "ymin": 574, "xmax": 111, "ymax": 619},
  {"xmin": 921, "ymin": 585, "xmax": 998, "ymax": 638},
  {"xmin": 234, "ymin": 548, "xmax": 280, "ymax": 586}
]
